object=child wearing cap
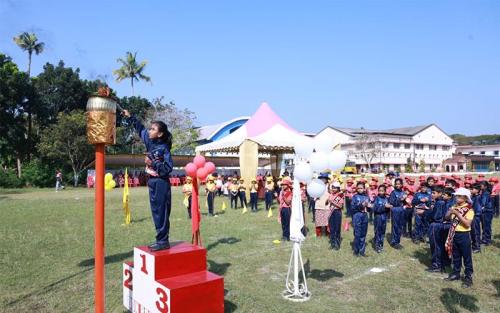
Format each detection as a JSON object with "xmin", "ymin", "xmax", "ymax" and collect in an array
[
  {"xmin": 183, "ymin": 176, "xmax": 193, "ymax": 219},
  {"xmin": 367, "ymin": 180, "xmax": 378, "ymax": 223},
  {"xmin": 444, "ymin": 188, "xmax": 474, "ymax": 288},
  {"xmin": 230, "ymin": 178, "xmax": 239, "ymax": 209},
  {"xmin": 238, "ymin": 178, "xmax": 248, "ymax": 209},
  {"xmin": 265, "ymin": 176, "xmax": 275, "ymax": 211},
  {"xmin": 479, "ymin": 181, "xmax": 493, "ymax": 246},
  {"xmin": 250, "ymin": 178, "xmax": 259, "ymax": 212},
  {"xmin": 206, "ymin": 175, "xmax": 217, "ymax": 216},
  {"xmin": 344, "ymin": 178, "xmax": 355, "ymax": 217},
  {"xmin": 279, "ymin": 178, "xmax": 293, "ymax": 241},
  {"xmin": 327, "ymin": 182, "xmax": 344, "ymax": 250},
  {"xmin": 470, "ymin": 184, "xmax": 482, "ymax": 253},
  {"xmin": 351, "ymin": 182, "xmax": 371, "ymax": 256},
  {"xmin": 491, "ymin": 177, "xmax": 500, "ymax": 217},
  {"xmin": 371, "ymin": 184, "xmax": 391, "ymax": 253}
]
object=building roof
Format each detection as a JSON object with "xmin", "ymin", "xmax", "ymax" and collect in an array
[
  {"xmin": 196, "ymin": 116, "xmax": 250, "ymax": 142},
  {"xmin": 324, "ymin": 124, "xmax": 448, "ymax": 138}
]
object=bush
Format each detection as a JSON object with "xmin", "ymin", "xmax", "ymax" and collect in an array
[
  {"xmin": 22, "ymin": 159, "xmax": 57, "ymax": 187},
  {"xmin": 0, "ymin": 169, "xmax": 24, "ymax": 188}
]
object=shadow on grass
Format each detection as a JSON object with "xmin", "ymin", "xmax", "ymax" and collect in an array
[
  {"xmin": 224, "ymin": 300, "xmax": 238, "ymax": 312},
  {"xmin": 208, "ymin": 260, "xmax": 231, "ymax": 276},
  {"xmin": 6, "ymin": 267, "xmax": 93, "ymax": 306},
  {"xmin": 440, "ymin": 288, "xmax": 479, "ymax": 313},
  {"xmin": 413, "ymin": 248, "xmax": 432, "ymax": 268},
  {"xmin": 493, "ymin": 280, "xmax": 500, "ymax": 297},
  {"xmin": 78, "ymin": 250, "xmax": 133, "ymax": 267},
  {"xmin": 304, "ymin": 259, "xmax": 344, "ymax": 282},
  {"xmin": 206, "ymin": 237, "xmax": 241, "ymax": 251}
]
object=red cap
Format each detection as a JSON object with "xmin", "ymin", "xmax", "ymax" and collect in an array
[
  {"xmin": 419, "ymin": 175, "xmax": 425, "ymax": 181},
  {"xmin": 478, "ymin": 173, "xmax": 485, "ymax": 177}
]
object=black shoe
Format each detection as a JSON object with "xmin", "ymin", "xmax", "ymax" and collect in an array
[
  {"xmin": 376, "ymin": 249, "xmax": 382, "ymax": 254},
  {"xmin": 147, "ymin": 242, "xmax": 157, "ymax": 248},
  {"xmin": 392, "ymin": 244, "xmax": 403, "ymax": 250},
  {"xmin": 462, "ymin": 276, "xmax": 473, "ymax": 288},
  {"xmin": 445, "ymin": 274, "xmax": 460, "ymax": 281},
  {"xmin": 359, "ymin": 252, "xmax": 367, "ymax": 257},
  {"xmin": 150, "ymin": 242, "xmax": 170, "ymax": 252},
  {"xmin": 426, "ymin": 267, "xmax": 441, "ymax": 273}
]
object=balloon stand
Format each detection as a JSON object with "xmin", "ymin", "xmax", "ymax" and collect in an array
[{"xmin": 282, "ymin": 241, "xmax": 311, "ymax": 302}]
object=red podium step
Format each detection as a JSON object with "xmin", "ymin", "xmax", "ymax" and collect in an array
[{"xmin": 123, "ymin": 241, "xmax": 224, "ymax": 313}]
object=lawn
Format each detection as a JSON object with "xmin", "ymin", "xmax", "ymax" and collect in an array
[{"xmin": 0, "ymin": 187, "xmax": 499, "ymax": 313}]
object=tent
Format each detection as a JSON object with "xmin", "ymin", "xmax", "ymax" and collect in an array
[{"xmin": 195, "ymin": 102, "xmax": 305, "ymax": 190}]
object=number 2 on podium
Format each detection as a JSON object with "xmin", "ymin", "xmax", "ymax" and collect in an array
[{"xmin": 123, "ymin": 268, "xmax": 133, "ymax": 290}]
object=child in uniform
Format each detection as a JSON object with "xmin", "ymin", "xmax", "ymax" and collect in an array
[{"xmin": 371, "ymin": 185, "xmax": 391, "ymax": 253}]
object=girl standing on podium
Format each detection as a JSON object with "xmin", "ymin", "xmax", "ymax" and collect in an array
[{"xmin": 123, "ymin": 110, "xmax": 173, "ymax": 252}]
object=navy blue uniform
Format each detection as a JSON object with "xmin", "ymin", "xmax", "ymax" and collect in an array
[
  {"xmin": 130, "ymin": 116, "xmax": 173, "ymax": 246},
  {"xmin": 389, "ymin": 189, "xmax": 406, "ymax": 246},
  {"xmin": 480, "ymin": 190, "xmax": 493, "ymax": 244},
  {"xmin": 471, "ymin": 194, "xmax": 482, "ymax": 251},
  {"xmin": 372, "ymin": 195, "xmax": 389, "ymax": 251},
  {"xmin": 413, "ymin": 192, "xmax": 431, "ymax": 241},
  {"xmin": 351, "ymin": 193, "xmax": 370, "ymax": 255},
  {"xmin": 428, "ymin": 198, "xmax": 446, "ymax": 269}
]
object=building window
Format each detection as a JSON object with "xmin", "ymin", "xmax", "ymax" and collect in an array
[
  {"xmin": 393, "ymin": 143, "xmax": 400, "ymax": 149},
  {"xmin": 383, "ymin": 143, "xmax": 390, "ymax": 149},
  {"xmin": 429, "ymin": 145, "xmax": 437, "ymax": 150},
  {"xmin": 415, "ymin": 144, "xmax": 424, "ymax": 150},
  {"xmin": 495, "ymin": 150, "xmax": 499, "ymax": 156},
  {"xmin": 405, "ymin": 144, "xmax": 411, "ymax": 149},
  {"xmin": 442, "ymin": 146, "xmax": 450, "ymax": 151},
  {"xmin": 481, "ymin": 151, "xmax": 485, "ymax": 155}
]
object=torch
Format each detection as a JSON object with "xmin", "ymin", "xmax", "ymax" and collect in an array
[{"xmin": 86, "ymin": 87, "xmax": 117, "ymax": 313}]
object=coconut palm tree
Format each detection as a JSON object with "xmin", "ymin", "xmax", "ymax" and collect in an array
[
  {"xmin": 13, "ymin": 32, "xmax": 44, "ymax": 166},
  {"xmin": 13, "ymin": 32, "xmax": 45, "ymax": 77},
  {"xmin": 113, "ymin": 51, "xmax": 151, "ymax": 96}
]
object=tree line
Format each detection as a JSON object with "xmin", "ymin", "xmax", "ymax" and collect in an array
[{"xmin": 1, "ymin": 32, "xmax": 198, "ymax": 188}]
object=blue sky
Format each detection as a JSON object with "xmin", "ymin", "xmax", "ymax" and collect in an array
[{"xmin": 1, "ymin": 0, "xmax": 499, "ymax": 135}]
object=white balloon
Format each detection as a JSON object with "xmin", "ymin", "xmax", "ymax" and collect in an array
[
  {"xmin": 314, "ymin": 135, "xmax": 336, "ymax": 153},
  {"xmin": 294, "ymin": 136, "xmax": 314, "ymax": 159},
  {"xmin": 327, "ymin": 150, "xmax": 348, "ymax": 171},
  {"xmin": 294, "ymin": 161, "xmax": 313, "ymax": 183},
  {"xmin": 307, "ymin": 179, "xmax": 326, "ymax": 198},
  {"xmin": 310, "ymin": 151, "xmax": 329, "ymax": 172}
]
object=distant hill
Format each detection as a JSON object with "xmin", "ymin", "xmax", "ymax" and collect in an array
[{"xmin": 451, "ymin": 134, "xmax": 500, "ymax": 145}]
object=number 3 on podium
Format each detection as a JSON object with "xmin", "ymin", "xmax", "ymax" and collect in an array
[{"xmin": 155, "ymin": 287, "xmax": 169, "ymax": 313}]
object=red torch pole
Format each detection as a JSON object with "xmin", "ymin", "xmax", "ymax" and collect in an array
[{"xmin": 95, "ymin": 143, "xmax": 105, "ymax": 313}]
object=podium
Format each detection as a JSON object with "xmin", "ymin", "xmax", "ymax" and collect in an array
[{"xmin": 123, "ymin": 241, "xmax": 224, "ymax": 312}]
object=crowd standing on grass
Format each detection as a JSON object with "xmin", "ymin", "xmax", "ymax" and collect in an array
[{"xmin": 179, "ymin": 170, "xmax": 498, "ymax": 289}]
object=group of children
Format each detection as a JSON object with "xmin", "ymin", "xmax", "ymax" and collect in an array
[{"xmin": 276, "ymin": 172, "xmax": 498, "ymax": 288}]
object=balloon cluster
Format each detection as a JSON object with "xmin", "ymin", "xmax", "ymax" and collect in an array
[
  {"xmin": 104, "ymin": 173, "xmax": 116, "ymax": 190},
  {"xmin": 184, "ymin": 155, "xmax": 216, "ymax": 180},
  {"xmin": 293, "ymin": 135, "xmax": 347, "ymax": 198}
]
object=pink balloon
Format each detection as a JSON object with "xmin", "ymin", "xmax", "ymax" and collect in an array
[
  {"xmin": 197, "ymin": 167, "xmax": 208, "ymax": 180},
  {"xmin": 204, "ymin": 161, "xmax": 216, "ymax": 174},
  {"xmin": 193, "ymin": 155, "xmax": 206, "ymax": 169},
  {"xmin": 185, "ymin": 162, "xmax": 197, "ymax": 177}
]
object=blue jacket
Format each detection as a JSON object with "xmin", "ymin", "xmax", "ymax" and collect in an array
[
  {"xmin": 129, "ymin": 116, "xmax": 173, "ymax": 179},
  {"xmin": 472, "ymin": 194, "xmax": 482, "ymax": 216},
  {"xmin": 351, "ymin": 193, "xmax": 370, "ymax": 213},
  {"xmin": 412, "ymin": 192, "xmax": 431, "ymax": 209},
  {"xmin": 480, "ymin": 191, "xmax": 492, "ymax": 212},
  {"xmin": 389, "ymin": 189, "xmax": 406, "ymax": 208},
  {"xmin": 372, "ymin": 195, "xmax": 389, "ymax": 215},
  {"xmin": 429, "ymin": 198, "xmax": 446, "ymax": 223}
]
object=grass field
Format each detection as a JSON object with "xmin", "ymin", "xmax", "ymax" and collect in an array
[{"xmin": 1, "ymin": 186, "xmax": 499, "ymax": 313}]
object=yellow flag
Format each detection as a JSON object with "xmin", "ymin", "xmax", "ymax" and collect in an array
[
  {"xmin": 221, "ymin": 201, "xmax": 227, "ymax": 211},
  {"xmin": 267, "ymin": 207, "xmax": 273, "ymax": 218},
  {"xmin": 242, "ymin": 205, "xmax": 248, "ymax": 214},
  {"xmin": 123, "ymin": 168, "xmax": 131, "ymax": 224}
]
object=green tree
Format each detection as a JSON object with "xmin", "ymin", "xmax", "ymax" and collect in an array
[
  {"xmin": 113, "ymin": 51, "xmax": 151, "ymax": 96},
  {"xmin": 0, "ymin": 53, "xmax": 32, "ymax": 177},
  {"xmin": 405, "ymin": 157, "xmax": 414, "ymax": 173},
  {"xmin": 419, "ymin": 159, "xmax": 426, "ymax": 173},
  {"xmin": 13, "ymin": 32, "xmax": 45, "ymax": 77},
  {"xmin": 37, "ymin": 110, "xmax": 94, "ymax": 186}
]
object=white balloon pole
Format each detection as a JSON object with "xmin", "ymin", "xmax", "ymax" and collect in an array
[{"xmin": 282, "ymin": 158, "xmax": 311, "ymax": 302}]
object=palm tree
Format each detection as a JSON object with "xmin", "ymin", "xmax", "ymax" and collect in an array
[
  {"xmin": 13, "ymin": 32, "xmax": 45, "ymax": 167},
  {"xmin": 13, "ymin": 32, "xmax": 45, "ymax": 77},
  {"xmin": 113, "ymin": 51, "xmax": 151, "ymax": 96}
]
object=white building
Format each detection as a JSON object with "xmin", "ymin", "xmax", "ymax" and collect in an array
[
  {"xmin": 456, "ymin": 144, "xmax": 500, "ymax": 158},
  {"xmin": 315, "ymin": 124, "xmax": 455, "ymax": 173}
]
